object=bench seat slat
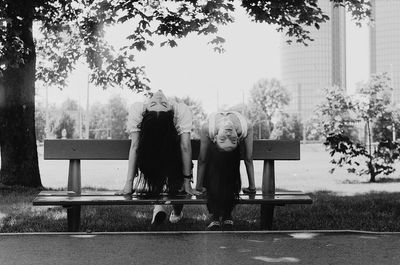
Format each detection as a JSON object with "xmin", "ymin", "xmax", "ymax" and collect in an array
[
  {"xmin": 33, "ymin": 194, "xmax": 312, "ymax": 206},
  {"xmin": 37, "ymin": 190, "xmax": 308, "ymax": 196}
]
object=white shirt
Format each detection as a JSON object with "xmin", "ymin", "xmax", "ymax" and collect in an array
[{"xmin": 126, "ymin": 101, "xmax": 193, "ymax": 135}]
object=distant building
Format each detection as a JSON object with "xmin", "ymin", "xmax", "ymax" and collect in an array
[
  {"xmin": 370, "ymin": 0, "xmax": 400, "ymax": 104},
  {"xmin": 281, "ymin": 0, "xmax": 346, "ymax": 122}
]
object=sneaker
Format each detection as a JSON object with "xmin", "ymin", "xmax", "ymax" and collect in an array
[
  {"xmin": 206, "ymin": 221, "xmax": 221, "ymax": 231},
  {"xmin": 222, "ymin": 219, "xmax": 234, "ymax": 231},
  {"xmin": 169, "ymin": 210, "xmax": 183, "ymax": 224},
  {"xmin": 151, "ymin": 205, "xmax": 167, "ymax": 225}
]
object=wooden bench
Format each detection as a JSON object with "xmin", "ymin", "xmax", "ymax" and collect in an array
[{"xmin": 33, "ymin": 139, "xmax": 312, "ymax": 231}]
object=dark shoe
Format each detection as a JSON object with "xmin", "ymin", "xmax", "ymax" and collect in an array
[
  {"xmin": 242, "ymin": 187, "xmax": 256, "ymax": 194},
  {"xmin": 207, "ymin": 221, "xmax": 221, "ymax": 231},
  {"xmin": 222, "ymin": 220, "xmax": 234, "ymax": 231}
]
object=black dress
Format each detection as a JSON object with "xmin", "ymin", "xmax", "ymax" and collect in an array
[{"xmin": 204, "ymin": 143, "xmax": 241, "ymax": 219}]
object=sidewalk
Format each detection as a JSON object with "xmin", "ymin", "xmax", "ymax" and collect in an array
[{"xmin": 1, "ymin": 230, "xmax": 400, "ymax": 265}]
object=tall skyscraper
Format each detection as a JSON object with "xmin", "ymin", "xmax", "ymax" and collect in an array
[
  {"xmin": 370, "ymin": 0, "xmax": 400, "ymax": 104},
  {"xmin": 281, "ymin": 0, "xmax": 346, "ymax": 122}
]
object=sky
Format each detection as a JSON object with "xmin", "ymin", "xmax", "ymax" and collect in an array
[{"xmin": 35, "ymin": 5, "xmax": 370, "ymax": 114}]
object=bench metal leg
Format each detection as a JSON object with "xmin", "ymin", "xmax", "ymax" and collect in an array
[
  {"xmin": 260, "ymin": 205, "xmax": 275, "ymax": 230},
  {"xmin": 261, "ymin": 159, "xmax": 275, "ymax": 230},
  {"xmin": 66, "ymin": 206, "xmax": 81, "ymax": 232}
]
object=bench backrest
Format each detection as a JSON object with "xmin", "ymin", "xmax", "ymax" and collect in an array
[
  {"xmin": 43, "ymin": 139, "xmax": 300, "ymax": 196},
  {"xmin": 44, "ymin": 139, "xmax": 300, "ymax": 161}
]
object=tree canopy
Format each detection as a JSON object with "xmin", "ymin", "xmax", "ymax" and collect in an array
[{"xmin": 1, "ymin": 0, "xmax": 371, "ymax": 89}]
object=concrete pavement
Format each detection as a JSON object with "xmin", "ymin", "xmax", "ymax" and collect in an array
[{"xmin": 1, "ymin": 231, "xmax": 400, "ymax": 265}]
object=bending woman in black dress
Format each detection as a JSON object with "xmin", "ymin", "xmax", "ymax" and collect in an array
[
  {"xmin": 117, "ymin": 90, "xmax": 199, "ymax": 225},
  {"xmin": 196, "ymin": 111, "xmax": 255, "ymax": 230}
]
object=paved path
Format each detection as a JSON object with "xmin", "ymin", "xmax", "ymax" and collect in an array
[{"xmin": 1, "ymin": 231, "xmax": 400, "ymax": 265}]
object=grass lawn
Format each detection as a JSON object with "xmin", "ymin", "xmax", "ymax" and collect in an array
[{"xmin": 1, "ymin": 143, "xmax": 400, "ymax": 232}]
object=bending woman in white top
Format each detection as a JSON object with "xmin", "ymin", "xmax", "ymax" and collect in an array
[
  {"xmin": 117, "ymin": 90, "xmax": 199, "ymax": 225},
  {"xmin": 196, "ymin": 111, "xmax": 255, "ymax": 230}
]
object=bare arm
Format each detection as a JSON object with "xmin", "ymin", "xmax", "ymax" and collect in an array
[
  {"xmin": 243, "ymin": 124, "xmax": 255, "ymax": 189},
  {"xmin": 196, "ymin": 123, "xmax": 211, "ymax": 192},
  {"xmin": 180, "ymin": 132, "xmax": 192, "ymax": 176},
  {"xmin": 180, "ymin": 132, "xmax": 200, "ymax": 195},
  {"xmin": 116, "ymin": 132, "xmax": 140, "ymax": 195}
]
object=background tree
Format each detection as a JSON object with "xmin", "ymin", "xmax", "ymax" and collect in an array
[
  {"xmin": 373, "ymin": 105, "xmax": 400, "ymax": 142},
  {"xmin": 108, "ymin": 94, "xmax": 129, "ymax": 140},
  {"xmin": 248, "ymin": 78, "xmax": 290, "ymax": 139},
  {"xmin": 34, "ymin": 101, "xmax": 46, "ymax": 142},
  {"xmin": 227, "ymin": 103, "xmax": 248, "ymax": 115},
  {"xmin": 0, "ymin": 0, "xmax": 371, "ymax": 186},
  {"xmin": 60, "ymin": 98, "xmax": 83, "ymax": 138},
  {"xmin": 172, "ymin": 96, "xmax": 207, "ymax": 139},
  {"xmin": 317, "ymin": 85, "xmax": 358, "ymax": 140},
  {"xmin": 53, "ymin": 112, "xmax": 76, "ymax": 139},
  {"xmin": 60, "ymin": 98, "xmax": 79, "ymax": 112},
  {"xmin": 45, "ymin": 103, "xmax": 61, "ymax": 139},
  {"xmin": 269, "ymin": 112, "xmax": 294, "ymax": 140},
  {"xmin": 317, "ymin": 73, "xmax": 400, "ymax": 182},
  {"xmin": 289, "ymin": 114, "xmax": 303, "ymax": 141},
  {"xmin": 89, "ymin": 102, "xmax": 110, "ymax": 139},
  {"xmin": 269, "ymin": 113, "xmax": 304, "ymax": 141},
  {"xmin": 305, "ymin": 117, "xmax": 324, "ymax": 141}
]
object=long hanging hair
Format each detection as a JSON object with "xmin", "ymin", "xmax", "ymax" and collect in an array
[
  {"xmin": 136, "ymin": 110, "xmax": 183, "ymax": 195},
  {"xmin": 205, "ymin": 142, "xmax": 241, "ymax": 214}
]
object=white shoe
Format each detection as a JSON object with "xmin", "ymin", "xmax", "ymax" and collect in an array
[
  {"xmin": 169, "ymin": 210, "xmax": 183, "ymax": 224},
  {"xmin": 151, "ymin": 205, "xmax": 167, "ymax": 225}
]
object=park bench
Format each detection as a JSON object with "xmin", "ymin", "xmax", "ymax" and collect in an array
[{"xmin": 33, "ymin": 139, "xmax": 312, "ymax": 232}]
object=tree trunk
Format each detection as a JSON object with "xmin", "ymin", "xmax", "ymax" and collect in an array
[
  {"xmin": 369, "ymin": 172, "xmax": 376, "ymax": 183},
  {"xmin": 365, "ymin": 120, "xmax": 377, "ymax": 183},
  {"xmin": 367, "ymin": 160, "xmax": 376, "ymax": 183},
  {"xmin": 0, "ymin": 2, "xmax": 42, "ymax": 187},
  {"xmin": 265, "ymin": 120, "xmax": 272, "ymax": 139}
]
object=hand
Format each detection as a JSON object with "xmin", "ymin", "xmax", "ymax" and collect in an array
[{"xmin": 183, "ymin": 179, "xmax": 201, "ymax": 196}]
